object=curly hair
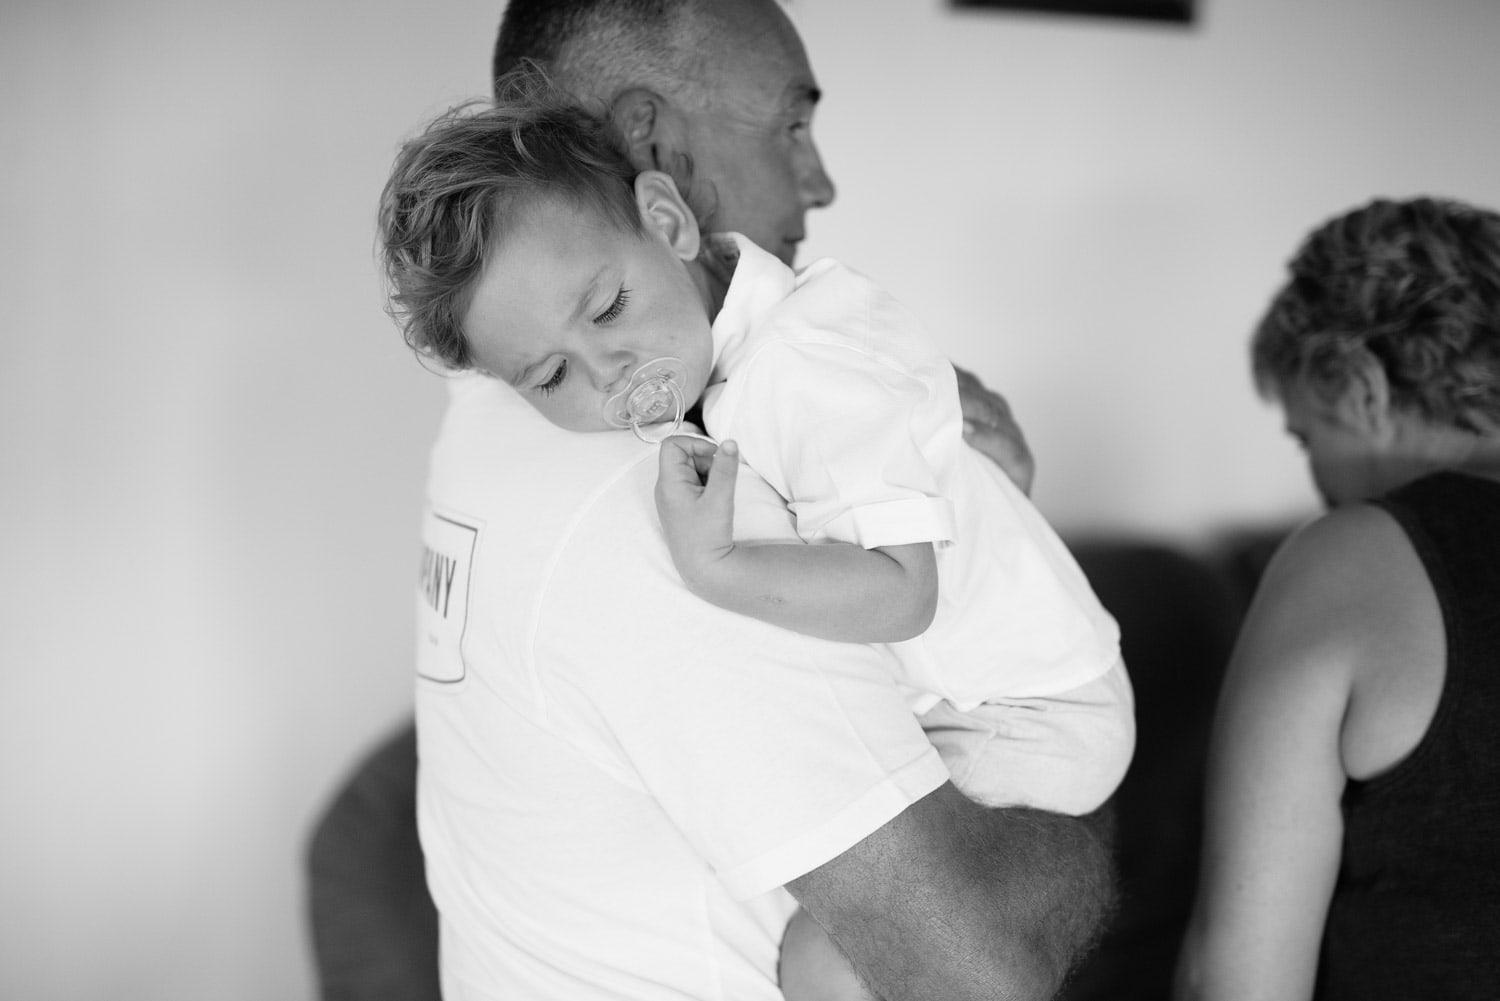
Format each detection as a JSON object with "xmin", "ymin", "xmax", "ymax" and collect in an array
[
  {"xmin": 377, "ymin": 71, "xmax": 642, "ymax": 370},
  {"xmin": 1251, "ymin": 197, "xmax": 1500, "ymax": 433}
]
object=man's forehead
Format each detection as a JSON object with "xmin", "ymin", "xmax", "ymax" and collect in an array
[{"xmin": 688, "ymin": 58, "xmax": 821, "ymax": 131}]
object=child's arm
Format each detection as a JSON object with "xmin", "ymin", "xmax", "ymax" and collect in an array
[{"xmin": 655, "ymin": 436, "xmax": 938, "ymax": 644}]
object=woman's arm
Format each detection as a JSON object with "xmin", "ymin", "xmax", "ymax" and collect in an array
[
  {"xmin": 1177, "ymin": 503, "xmax": 1444, "ymax": 1000},
  {"xmin": 1174, "ymin": 516, "xmax": 1362, "ymax": 1001},
  {"xmin": 655, "ymin": 436, "xmax": 938, "ymax": 643}
]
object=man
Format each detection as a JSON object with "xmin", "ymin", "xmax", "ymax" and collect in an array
[{"xmin": 310, "ymin": 2, "xmax": 1112, "ymax": 999}]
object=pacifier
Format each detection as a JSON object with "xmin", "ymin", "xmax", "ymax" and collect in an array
[{"xmin": 603, "ymin": 357, "xmax": 688, "ymax": 443}]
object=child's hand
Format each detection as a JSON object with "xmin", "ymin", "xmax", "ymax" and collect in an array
[{"xmin": 654, "ymin": 436, "xmax": 739, "ymax": 588}]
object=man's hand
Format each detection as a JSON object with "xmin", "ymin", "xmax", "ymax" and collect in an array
[
  {"xmin": 953, "ymin": 365, "xmax": 1035, "ymax": 495},
  {"xmin": 654, "ymin": 435, "xmax": 740, "ymax": 589}
]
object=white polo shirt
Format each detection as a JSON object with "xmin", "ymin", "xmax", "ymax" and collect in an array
[
  {"xmin": 414, "ymin": 374, "xmax": 949, "ymax": 1001},
  {"xmin": 703, "ymin": 237, "xmax": 1121, "ymax": 711}
]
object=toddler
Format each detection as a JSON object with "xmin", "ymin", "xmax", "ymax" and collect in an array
[{"xmin": 380, "ymin": 85, "xmax": 1132, "ymax": 996}]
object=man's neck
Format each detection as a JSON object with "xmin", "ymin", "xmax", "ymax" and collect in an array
[{"xmin": 690, "ymin": 234, "xmax": 740, "ymax": 321}]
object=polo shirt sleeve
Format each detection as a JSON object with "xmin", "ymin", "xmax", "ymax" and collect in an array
[
  {"xmin": 730, "ymin": 337, "xmax": 958, "ymax": 549},
  {"xmin": 533, "ymin": 464, "xmax": 951, "ymax": 900}
]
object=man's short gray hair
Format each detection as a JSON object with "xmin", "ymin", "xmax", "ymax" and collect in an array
[{"xmin": 491, "ymin": 0, "xmax": 716, "ymax": 105}]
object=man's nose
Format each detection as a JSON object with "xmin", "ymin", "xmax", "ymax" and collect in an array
[{"xmin": 801, "ymin": 147, "xmax": 836, "ymax": 209}]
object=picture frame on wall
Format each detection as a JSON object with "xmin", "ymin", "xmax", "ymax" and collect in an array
[{"xmin": 951, "ymin": 0, "xmax": 1194, "ymax": 24}]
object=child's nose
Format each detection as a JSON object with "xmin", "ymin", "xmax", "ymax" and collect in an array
[{"xmin": 587, "ymin": 349, "xmax": 636, "ymax": 393}]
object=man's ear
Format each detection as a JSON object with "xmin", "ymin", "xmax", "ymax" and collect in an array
[
  {"xmin": 1335, "ymin": 351, "xmax": 1395, "ymax": 440},
  {"xmin": 609, "ymin": 87, "xmax": 689, "ymax": 175},
  {"xmin": 634, "ymin": 171, "xmax": 701, "ymax": 262}
]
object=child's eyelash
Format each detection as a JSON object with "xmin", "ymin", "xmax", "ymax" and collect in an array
[
  {"xmin": 595, "ymin": 286, "xmax": 631, "ymax": 324},
  {"xmin": 538, "ymin": 360, "xmax": 567, "ymax": 395},
  {"xmin": 535, "ymin": 286, "xmax": 629, "ymax": 395}
]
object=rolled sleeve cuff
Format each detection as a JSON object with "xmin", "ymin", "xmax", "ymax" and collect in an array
[
  {"xmin": 717, "ymin": 747, "xmax": 951, "ymax": 900},
  {"xmin": 822, "ymin": 496, "xmax": 957, "ymax": 549}
]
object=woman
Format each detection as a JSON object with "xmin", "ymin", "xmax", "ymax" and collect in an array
[{"xmin": 1175, "ymin": 197, "xmax": 1500, "ymax": 1000}]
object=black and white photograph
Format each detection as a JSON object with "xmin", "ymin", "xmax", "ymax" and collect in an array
[{"xmin": 5, "ymin": 1, "xmax": 1499, "ymax": 998}]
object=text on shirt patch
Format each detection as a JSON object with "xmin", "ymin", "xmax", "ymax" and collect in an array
[
  {"xmin": 416, "ymin": 511, "xmax": 480, "ymax": 684},
  {"xmin": 419, "ymin": 548, "xmax": 459, "ymax": 618}
]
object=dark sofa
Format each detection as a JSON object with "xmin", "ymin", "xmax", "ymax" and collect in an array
[{"xmin": 306, "ymin": 532, "xmax": 1286, "ymax": 1001}]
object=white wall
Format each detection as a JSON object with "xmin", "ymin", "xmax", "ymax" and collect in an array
[
  {"xmin": 2, "ymin": 1, "xmax": 1496, "ymax": 997},
  {"xmin": 794, "ymin": 0, "xmax": 1500, "ymax": 539}
]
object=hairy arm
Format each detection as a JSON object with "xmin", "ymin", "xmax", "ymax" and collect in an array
[
  {"xmin": 787, "ymin": 783, "xmax": 1115, "ymax": 1001},
  {"xmin": 656, "ymin": 435, "xmax": 939, "ymax": 643},
  {"xmin": 1174, "ymin": 512, "xmax": 1401, "ymax": 1001}
]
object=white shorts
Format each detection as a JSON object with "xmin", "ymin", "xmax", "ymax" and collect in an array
[{"xmin": 917, "ymin": 657, "xmax": 1134, "ymax": 816}]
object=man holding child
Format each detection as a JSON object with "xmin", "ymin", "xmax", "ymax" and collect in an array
[{"xmin": 360, "ymin": 2, "xmax": 1119, "ymax": 999}]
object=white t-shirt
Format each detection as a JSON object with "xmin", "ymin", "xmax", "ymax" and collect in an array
[
  {"xmin": 415, "ymin": 374, "xmax": 950, "ymax": 1001},
  {"xmin": 703, "ymin": 236, "xmax": 1121, "ymax": 711}
]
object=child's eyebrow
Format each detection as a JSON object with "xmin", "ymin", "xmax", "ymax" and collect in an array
[
  {"xmin": 492, "ymin": 265, "xmax": 611, "ymax": 388},
  {"xmin": 573, "ymin": 266, "xmax": 609, "ymax": 321}
]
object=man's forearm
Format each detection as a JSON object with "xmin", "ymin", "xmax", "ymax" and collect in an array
[
  {"xmin": 961, "ymin": 802, "xmax": 1117, "ymax": 992},
  {"xmin": 789, "ymin": 785, "xmax": 1117, "ymax": 1001}
]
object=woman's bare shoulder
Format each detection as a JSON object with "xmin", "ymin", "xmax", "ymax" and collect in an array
[
  {"xmin": 1243, "ymin": 502, "xmax": 1434, "ymax": 694},
  {"xmin": 1259, "ymin": 503, "xmax": 1416, "ymax": 610}
]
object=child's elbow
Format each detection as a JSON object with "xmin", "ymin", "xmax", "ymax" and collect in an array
[
  {"xmin": 913, "ymin": 575, "xmax": 940, "ymax": 635},
  {"xmin": 872, "ymin": 542, "xmax": 938, "ymax": 641},
  {"xmin": 885, "ymin": 572, "xmax": 938, "ymax": 642}
]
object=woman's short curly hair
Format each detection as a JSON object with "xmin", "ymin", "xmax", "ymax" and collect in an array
[
  {"xmin": 377, "ymin": 70, "xmax": 641, "ymax": 370},
  {"xmin": 1251, "ymin": 196, "xmax": 1500, "ymax": 433}
]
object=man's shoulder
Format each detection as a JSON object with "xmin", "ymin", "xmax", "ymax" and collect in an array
[{"xmin": 430, "ymin": 374, "xmax": 656, "ymax": 522}]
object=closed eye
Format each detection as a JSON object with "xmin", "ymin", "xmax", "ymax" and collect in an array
[
  {"xmin": 537, "ymin": 360, "xmax": 567, "ymax": 395},
  {"xmin": 595, "ymin": 286, "xmax": 631, "ymax": 324}
]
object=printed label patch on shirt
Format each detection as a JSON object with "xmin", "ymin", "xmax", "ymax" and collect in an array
[{"xmin": 416, "ymin": 510, "xmax": 480, "ymax": 684}]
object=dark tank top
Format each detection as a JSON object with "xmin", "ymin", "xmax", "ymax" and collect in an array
[{"xmin": 1316, "ymin": 472, "xmax": 1500, "ymax": 1000}]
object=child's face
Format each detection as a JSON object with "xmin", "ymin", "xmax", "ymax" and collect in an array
[{"xmin": 462, "ymin": 194, "xmax": 713, "ymax": 434}]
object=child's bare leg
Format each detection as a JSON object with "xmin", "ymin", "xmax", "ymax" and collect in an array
[{"xmin": 779, "ymin": 906, "xmax": 876, "ymax": 1001}]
